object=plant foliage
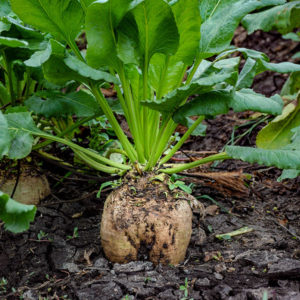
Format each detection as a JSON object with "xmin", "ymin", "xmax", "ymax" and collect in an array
[{"xmin": 0, "ymin": 0, "xmax": 300, "ymax": 232}]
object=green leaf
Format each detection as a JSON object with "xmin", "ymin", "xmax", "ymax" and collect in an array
[
  {"xmin": 119, "ymin": 0, "xmax": 179, "ymax": 67},
  {"xmin": 217, "ymin": 47, "xmax": 300, "ymax": 78},
  {"xmin": 218, "ymin": 47, "xmax": 269, "ymax": 62},
  {"xmin": 79, "ymin": 0, "xmax": 95, "ymax": 11},
  {"xmin": 277, "ymin": 169, "xmax": 300, "ymax": 181},
  {"xmin": 173, "ymin": 89, "xmax": 283, "ymax": 125},
  {"xmin": 11, "ymin": 0, "xmax": 84, "ymax": 43},
  {"xmin": 236, "ymin": 58, "xmax": 257, "ymax": 89},
  {"xmin": 142, "ymin": 71, "xmax": 235, "ymax": 113},
  {"xmin": 148, "ymin": 0, "xmax": 201, "ymax": 97},
  {"xmin": 0, "ymin": 191, "xmax": 37, "ymax": 233},
  {"xmin": 25, "ymin": 90, "xmax": 102, "ymax": 118},
  {"xmin": 261, "ymin": 60, "xmax": 300, "ymax": 73},
  {"xmin": 173, "ymin": 90, "xmax": 233, "ymax": 124},
  {"xmin": 199, "ymin": 0, "xmax": 285, "ymax": 58},
  {"xmin": 2, "ymin": 16, "xmax": 45, "ymax": 47},
  {"xmin": 0, "ymin": 20, "xmax": 11, "ymax": 34},
  {"xmin": 187, "ymin": 118, "xmax": 207, "ymax": 137},
  {"xmin": 64, "ymin": 55, "xmax": 119, "ymax": 84},
  {"xmin": 170, "ymin": 0, "xmax": 201, "ymax": 65},
  {"xmin": 42, "ymin": 56, "xmax": 80, "ymax": 86},
  {"xmin": 8, "ymin": 131, "xmax": 34, "ymax": 159},
  {"xmin": 43, "ymin": 54, "xmax": 118, "ymax": 86},
  {"xmin": 256, "ymin": 101, "xmax": 300, "ymax": 149},
  {"xmin": 283, "ymin": 32, "xmax": 300, "ymax": 42},
  {"xmin": 0, "ymin": 82, "xmax": 10, "ymax": 105},
  {"xmin": 86, "ymin": 0, "xmax": 134, "ymax": 69},
  {"xmin": 0, "ymin": 36, "xmax": 28, "ymax": 48},
  {"xmin": 0, "ymin": 110, "xmax": 10, "ymax": 159},
  {"xmin": 242, "ymin": 2, "xmax": 300, "ymax": 34},
  {"xmin": 292, "ymin": 52, "xmax": 300, "ymax": 60},
  {"xmin": 226, "ymin": 146, "xmax": 300, "ymax": 170},
  {"xmin": 231, "ymin": 89, "xmax": 283, "ymax": 115},
  {"xmin": 281, "ymin": 72, "xmax": 300, "ymax": 96},
  {"xmin": 0, "ymin": 0, "xmax": 11, "ymax": 17},
  {"xmin": 5, "ymin": 112, "xmax": 39, "ymax": 159},
  {"xmin": 149, "ymin": 53, "xmax": 186, "ymax": 96},
  {"xmin": 214, "ymin": 57, "xmax": 240, "ymax": 71},
  {"xmin": 25, "ymin": 42, "xmax": 52, "ymax": 67}
]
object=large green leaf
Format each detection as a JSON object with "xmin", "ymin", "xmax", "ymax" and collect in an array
[
  {"xmin": 42, "ymin": 41, "xmax": 118, "ymax": 85},
  {"xmin": 231, "ymin": 89, "xmax": 283, "ymax": 114},
  {"xmin": 0, "ymin": 191, "xmax": 37, "ymax": 233},
  {"xmin": 170, "ymin": 0, "xmax": 201, "ymax": 65},
  {"xmin": 25, "ymin": 90, "xmax": 102, "ymax": 118},
  {"xmin": 118, "ymin": 0, "xmax": 179, "ymax": 68},
  {"xmin": 173, "ymin": 89, "xmax": 283, "ymax": 124},
  {"xmin": 0, "ymin": 110, "xmax": 10, "ymax": 159},
  {"xmin": 256, "ymin": 101, "xmax": 300, "ymax": 149},
  {"xmin": 226, "ymin": 146, "xmax": 300, "ymax": 170},
  {"xmin": 149, "ymin": 53, "xmax": 186, "ymax": 97},
  {"xmin": 10, "ymin": 0, "xmax": 84, "ymax": 43},
  {"xmin": 242, "ymin": 1, "xmax": 300, "ymax": 34},
  {"xmin": 86, "ymin": 0, "xmax": 133, "ymax": 69},
  {"xmin": 147, "ymin": 0, "xmax": 201, "ymax": 97},
  {"xmin": 173, "ymin": 90, "xmax": 233, "ymax": 123},
  {"xmin": 142, "ymin": 71, "xmax": 235, "ymax": 113},
  {"xmin": 198, "ymin": 0, "xmax": 285, "ymax": 58},
  {"xmin": 226, "ymin": 123, "xmax": 300, "ymax": 173}
]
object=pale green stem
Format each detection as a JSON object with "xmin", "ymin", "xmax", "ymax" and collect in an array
[
  {"xmin": 47, "ymin": 134, "xmax": 129, "ymax": 170},
  {"xmin": 118, "ymin": 67, "xmax": 145, "ymax": 163},
  {"xmin": 74, "ymin": 150, "xmax": 122, "ymax": 174},
  {"xmin": 160, "ymin": 152, "xmax": 230, "ymax": 174},
  {"xmin": 186, "ymin": 56, "xmax": 202, "ymax": 85},
  {"xmin": 148, "ymin": 57, "xmax": 203, "ymax": 167},
  {"xmin": 142, "ymin": 66, "xmax": 150, "ymax": 159},
  {"xmin": 145, "ymin": 115, "xmax": 175, "ymax": 170},
  {"xmin": 33, "ymin": 116, "xmax": 93, "ymax": 150},
  {"xmin": 105, "ymin": 148, "xmax": 128, "ymax": 158},
  {"xmin": 68, "ymin": 39, "xmax": 85, "ymax": 62},
  {"xmin": 91, "ymin": 84, "xmax": 138, "ymax": 163},
  {"xmin": 159, "ymin": 116, "xmax": 205, "ymax": 165},
  {"xmin": 17, "ymin": 126, "xmax": 131, "ymax": 171}
]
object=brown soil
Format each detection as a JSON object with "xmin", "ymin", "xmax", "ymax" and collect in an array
[{"xmin": 0, "ymin": 30, "xmax": 300, "ymax": 300}]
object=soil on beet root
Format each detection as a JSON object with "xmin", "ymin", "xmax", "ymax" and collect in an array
[{"xmin": 0, "ymin": 30, "xmax": 300, "ymax": 300}]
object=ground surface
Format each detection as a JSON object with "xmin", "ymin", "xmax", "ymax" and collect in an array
[{"xmin": 0, "ymin": 29, "xmax": 300, "ymax": 300}]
